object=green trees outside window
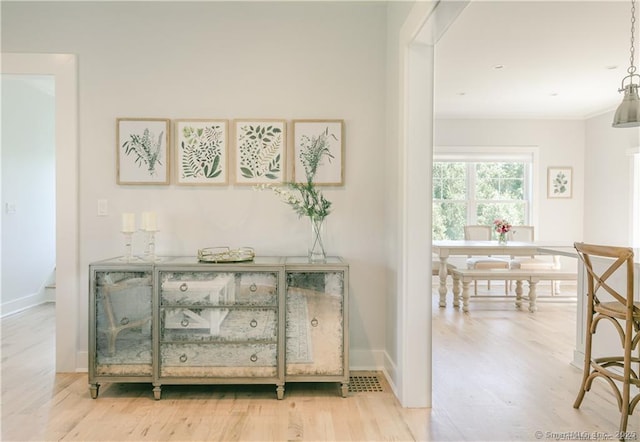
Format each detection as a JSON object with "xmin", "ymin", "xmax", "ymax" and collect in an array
[{"xmin": 433, "ymin": 161, "xmax": 529, "ymax": 240}]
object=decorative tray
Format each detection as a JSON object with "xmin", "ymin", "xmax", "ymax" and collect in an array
[{"xmin": 197, "ymin": 247, "xmax": 255, "ymax": 263}]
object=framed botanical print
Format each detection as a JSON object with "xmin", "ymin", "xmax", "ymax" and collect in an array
[
  {"xmin": 547, "ymin": 166, "xmax": 572, "ymax": 198},
  {"xmin": 117, "ymin": 118, "xmax": 170, "ymax": 185},
  {"xmin": 233, "ymin": 119, "xmax": 286, "ymax": 185},
  {"xmin": 175, "ymin": 119, "xmax": 228, "ymax": 185},
  {"xmin": 293, "ymin": 120, "xmax": 344, "ymax": 186}
]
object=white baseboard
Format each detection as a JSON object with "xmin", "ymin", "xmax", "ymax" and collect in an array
[
  {"xmin": 76, "ymin": 351, "xmax": 88, "ymax": 372},
  {"xmin": 382, "ymin": 351, "xmax": 399, "ymax": 397},
  {"xmin": 43, "ymin": 286, "xmax": 56, "ymax": 303},
  {"xmin": 572, "ymin": 350, "xmax": 584, "ymax": 370},
  {"xmin": 1, "ymin": 292, "xmax": 54, "ymax": 318}
]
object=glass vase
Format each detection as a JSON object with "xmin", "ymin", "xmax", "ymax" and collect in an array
[
  {"xmin": 308, "ymin": 216, "xmax": 327, "ymax": 263},
  {"xmin": 498, "ymin": 232, "xmax": 507, "ymax": 244}
]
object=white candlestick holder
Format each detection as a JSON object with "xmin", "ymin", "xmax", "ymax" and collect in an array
[{"xmin": 143, "ymin": 229, "xmax": 161, "ymax": 262}]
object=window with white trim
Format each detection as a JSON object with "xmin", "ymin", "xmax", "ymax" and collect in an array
[{"xmin": 433, "ymin": 149, "xmax": 534, "ymax": 240}]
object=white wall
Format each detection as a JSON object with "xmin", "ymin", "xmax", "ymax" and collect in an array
[
  {"xmin": 1, "ymin": 1, "xmax": 390, "ymax": 369},
  {"xmin": 435, "ymin": 118, "xmax": 586, "ymax": 243},
  {"xmin": 1, "ymin": 75, "xmax": 56, "ymax": 314},
  {"xmin": 584, "ymin": 110, "xmax": 640, "ymax": 246}
]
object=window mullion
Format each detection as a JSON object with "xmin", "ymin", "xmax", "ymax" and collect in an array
[{"xmin": 467, "ymin": 163, "xmax": 476, "ymax": 224}]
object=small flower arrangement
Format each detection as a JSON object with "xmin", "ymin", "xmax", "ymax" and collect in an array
[
  {"xmin": 493, "ymin": 219, "xmax": 512, "ymax": 243},
  {"xmin": 493, "ymin": 219, "xmax": 512, "ymax": 234}
]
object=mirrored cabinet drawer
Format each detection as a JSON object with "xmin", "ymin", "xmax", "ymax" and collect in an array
[
  {"xmin": 161, "ymin": 307, "xmax": 277, "ymax": 342},
  {"xmin": 160, "ymin": 271, "xmax": 277, "ymax": 306},
  {"xmin": 159, "ymin": 342, "xmax": 277, "ymax": 378},
  {"xmin": 285, "ymin": 271, "xmax": 345, "ymax": 377},
  {"xmin": 93, "ymin": 270, "xmax": 153, "ymax": 376}
]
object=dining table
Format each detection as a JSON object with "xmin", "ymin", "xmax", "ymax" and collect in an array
[{"xmin": 432, "ymin": 240, "xmax": 575, "ymax": 307}]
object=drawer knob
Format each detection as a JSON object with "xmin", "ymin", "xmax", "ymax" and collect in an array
[
  {"xmin": 250, "ymin": 354, "xmax": 258, "ymax": 363},
  {"xmin": 181, "ymin": 318, "xmax": 189, "ymax": 327},
  {"xmin": 249, "ymin": 283, "xmax": 257, "ymax": 292},
  {"xmin": 250, "ymin": 319, "xmax": 258, "ymax": 328},
  {"xmin": 179, "ymin": 283, "xmax": 188, "ymax": 292},
  {"xmin": 120, "ymin": 317, "xmax": 130, "ymax": 326},
  {"xmin": 179, "ymin": 354, "xmax": 188, "ymax": 363},
  {"xmin": 311, "ymin": 318, "xmax": 319, "ymax": 327}
]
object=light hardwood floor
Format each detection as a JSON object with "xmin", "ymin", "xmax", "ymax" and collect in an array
[{"xmin": 1, "ymin": 286, "xmax": 638, "ymax": 441}]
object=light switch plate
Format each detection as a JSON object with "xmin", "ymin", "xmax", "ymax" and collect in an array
[{"xmin": 97, "ymin": 199, "xmax": 108, "ymax": 216}]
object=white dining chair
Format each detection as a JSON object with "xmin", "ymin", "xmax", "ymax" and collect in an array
[{"xmin": 464, "ymin": 225, "xmax": 509, "ymax": 295}]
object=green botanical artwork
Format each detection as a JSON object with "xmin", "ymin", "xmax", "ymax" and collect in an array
[
  {"xmin": 117, "ymin": 119, "xmax": 169, "ymax": 184},
  {"xmin": 552, "ymin": 172, "xmax": 568, "ymax": 194},
  {"xmin": 122, "ymin": 128, "xmax": 164, "ymax": 176},
  {"xmin": 297, "ymin": 128, "xmax": 336, "ymax": 178},
  {"xmin": 293, "ymin": 120, "xmax": 343, "ymax": 185},
  {"xmin": 236, "ymin": 122, "xmax": 284, "ymax": 183},
  {"xmin": 178, "ymin": 122, "xmax": 226, "ymax": 183}
]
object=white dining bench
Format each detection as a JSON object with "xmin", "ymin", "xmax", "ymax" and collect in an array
[{"xmin": 449, "ymin": 268, "xmax": 577, "ymax": 313}]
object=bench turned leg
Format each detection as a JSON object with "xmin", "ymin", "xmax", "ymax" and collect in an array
[
  {"xmin": 452, "ymin": 274, "xmax": 461, "ymax": 308},
  {"xmin": 515, "ymin": 280, "xmax": 523, "ymax": 309},
  {"xmin": 528, "ymin": 281, "xmax": 538, "ymax": 313},
  {"xmin": 461, "ymin": 280, "xmax": 471, "ymax": 313},
  {"xmin": 438, "ymin": 258, "xmax": 448, "ymax": 308}
]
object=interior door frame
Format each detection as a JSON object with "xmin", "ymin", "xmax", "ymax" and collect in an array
[{"xmin": 2, "ymin": 53, "xmax": 79, "ymax": 372}]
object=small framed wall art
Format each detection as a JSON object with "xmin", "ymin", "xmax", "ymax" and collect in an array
[
  {"xmin": 547, "ymin": 166, "xmax": 572, "ymax": 198},
  {"xmin": 175, "ymin": 119, "xmax": 228, "ymax": 185},
  {"xmin": 117, "ymin": 118, "xmax": 170, "ymax": 185},
  {"xmin": 292, "ymin": 119, "xmax": 344, "ymax": 186},
  {"xmin": 233, "ymin": 119, "xmax": 286, "ymax": 185}
]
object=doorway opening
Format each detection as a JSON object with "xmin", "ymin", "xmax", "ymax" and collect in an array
[{"xmin": 1, "ymin": 53, "xmax": 79, "ymax": 372}]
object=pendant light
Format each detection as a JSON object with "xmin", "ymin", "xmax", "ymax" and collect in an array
[{"xmin": 613, "ymin": 0, "xmax": 640, "ymax": 127}]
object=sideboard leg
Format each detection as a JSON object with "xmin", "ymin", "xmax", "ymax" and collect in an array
[
  {"xmin": 341, "ymin": 382, "xmax": 349, "ymax": 398},
  {"xmin": 153, "ymin": 385, "xmax": 162, "ymax": 400},
  {"xmin": 89, "ymin": 383, "xmax": 99, "ymax": 399},
  {"xmin": 276, "ymin": 384, "xmax": 284, "ymax": 400}
]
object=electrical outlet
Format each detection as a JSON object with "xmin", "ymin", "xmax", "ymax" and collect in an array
[
  {"xmin": 97, "ymin": 199, "xmax": 108, "ymax": 216},
  {"xmin": 5, "ymin": 203, "xmax": 16, "ymax": 214}
]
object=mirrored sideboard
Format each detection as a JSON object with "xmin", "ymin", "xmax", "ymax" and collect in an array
[{"xmin": 88, "ymin": 256, "xmax": 349, "ymax": 400}]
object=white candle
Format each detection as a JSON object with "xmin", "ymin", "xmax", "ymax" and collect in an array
[
  {"xmin": 142, "ymin": 211, "xmax": 157, "ymax": 231},
  {"xmin": 121, "ymin": 213, "xmax": 136, "ymax": 233}
]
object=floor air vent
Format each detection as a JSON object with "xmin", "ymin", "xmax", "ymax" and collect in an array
[{"xmin": 348, "ymin": 374, "xmax": 385, "ymax": 393}]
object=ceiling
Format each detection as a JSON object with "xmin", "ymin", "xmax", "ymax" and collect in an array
[{"xmin": 434, "ymin": 0, "xmax": 633, "ymax": 120}]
